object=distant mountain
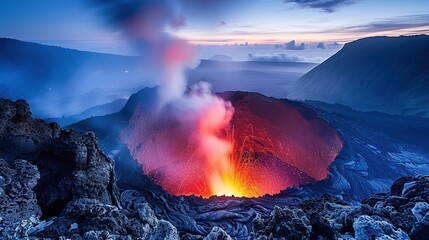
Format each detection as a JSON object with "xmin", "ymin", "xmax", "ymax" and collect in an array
[
  {"xmin": 289, "ymin": 35, "xmax": 429, "ymax": 118},
  {"xmin": 0, "ymin": 38, "xmax": 145, "ymax": 117},
  {"xmin": 45, "ymin": 98, "xmax": 127, "ymax": 126},
  {"xmin": 209, "ymin": 54, "xmax": 232, "ymax": 61},
  {"xmin": 188, "ymin": 60, "xmax": 317, "ymax": 98}
]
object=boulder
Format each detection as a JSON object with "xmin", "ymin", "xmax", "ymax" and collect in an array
[{"xmin": 353, "ymin": 215, "xmax": 410, "ymax": 240}]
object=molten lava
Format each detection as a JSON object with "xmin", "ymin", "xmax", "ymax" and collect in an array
[{"xmin": 121, "ymin": 91, "xmax": 343, "ymax": 198}]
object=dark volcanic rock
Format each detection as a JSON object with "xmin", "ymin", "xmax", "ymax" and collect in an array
[
  {"xmin": 0, "ymin": 98, "xmax": 119, "ymax": 217},
  {"xmin": 0, "ymin": 158, "xmax": 41, "ymax": 236},
  {"xmin": 353, "ymin": 215, "xmax": 409, "ymax": 240},
  {"xmin": 250, "ymin": 206, "xmax": 312, "ymax": 240},
  {"xmin": 30, "ymin": 198, "xmax": 144, "ymax": 238},
  {"xmin": 245, "ymin": 176, "xmax": 429, "ymax": 240},
  {"xmin": 204, "ymin": 227, "xmax": 232, "ymax": 240}
]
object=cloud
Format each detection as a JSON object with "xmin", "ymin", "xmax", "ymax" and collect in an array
[
  {"xmin": 284, "ymin": 0, "xmax": 357, "ymax": 13},
  {"xmin": 344, "ymin": 14, "xmax": 429, "ymax": 33},
  {"xmin": 248, "ymin": 53, "xmax": 324, "ymax": 63},
  {"xmin": 285, "ymin": 40, "xmax": 305, "ymax": 50},
  {"xmin": 316, "ymin": 42, "xmax": 325, "ymax": 49},
  {"xmin": 178, "ymin": 0, "xmax": 244, "ymax": 24}
]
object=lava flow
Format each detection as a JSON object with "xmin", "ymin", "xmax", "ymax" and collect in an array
[{"xmin": 121, "ymin": 91, "xmax": 343, "ymax": 198}]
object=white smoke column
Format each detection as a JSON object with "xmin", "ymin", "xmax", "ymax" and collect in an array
[
  {"xmin": 172, "ymin": 82, "xmax": 235, "ymax": 195},
  {"xmin": 94, "ymin": 0, "xmax": 237, "ymax": 196}
]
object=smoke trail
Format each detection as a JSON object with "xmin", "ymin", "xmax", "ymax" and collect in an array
[
  {"xmin": 93, "ymin": 0, "xmax": 237, "ymax": 196},
  {"xmin": 172, "ymin": 82, "xmax": 235, "ymax": 195}
]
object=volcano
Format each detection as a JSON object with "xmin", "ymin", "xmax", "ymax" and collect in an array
[{"xmin": 120, "ymin": 91, "xmax": 343, "ymax": 198}]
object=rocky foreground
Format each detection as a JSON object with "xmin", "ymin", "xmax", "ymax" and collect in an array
[{"xmin": 1, "ymin": 98, "xmax": 428, "ymax": 239}]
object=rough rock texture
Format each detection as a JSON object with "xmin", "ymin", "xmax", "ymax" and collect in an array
[
  {"xmin": 250, "ymin": 206, "xmax": 311, "ymax": 240},
  {"xmin": 204, "ymin": 227, "xmax": 233, "ymax": 240},
  {"xmin": 244, "ymin": 176, "xmax": 429, "ymax": 240},
  {"xmin": 353, "ymin": 215, "xmax": 409, "ymax": 240},
  {"xmin": 361, "ymin": 176, "xmax": 429, "ymax": 236},
  {"xmin": 28, "ymin": 198, "xmax": 177, "ymax": 239},
  {"xmin": 0, "ymin": 158, "xmax": 41, "ymax": 236},
  {"xmin": 0, "ymin": 98, "xmax": 119, "ymax": 217}
]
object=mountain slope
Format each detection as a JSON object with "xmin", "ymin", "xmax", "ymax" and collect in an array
[
  {"xmin": 289, "ymin": 35, "xmax": 429, "ymax": 117},
  {"xmin": 0, "ymin": 38, "xmax": 144, "ymax": 117},
  {"xmin": 45, "ymin": 98, "xmax": 127, "ymax": 126}
]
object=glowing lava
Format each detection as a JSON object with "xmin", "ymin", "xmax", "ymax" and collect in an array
[{"xmin": 121, "ymin": 91, "xmax": 343, "ymax": 198}]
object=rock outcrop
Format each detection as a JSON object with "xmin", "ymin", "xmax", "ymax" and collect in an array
[
  {"xmin": 0, "ymin": 98, "xmax": 119, "ymax": 218},
  {"xmin": 353, "ymin": 215, "xmax": 409, "ymax": 240},
  {"xmin": 362, "ymin": 176, "xmax": 429, "ymax": 240},
  {"xmin": 250, "ymin": 206, "xmax": 312, "ymax": 240},
  {"xmin": 247, "ymin": 176, "xmax": 429, "ymax": 240},
  {"xmin": 0, "ymin": 159, "xmax": 41, "ymax": 236}
]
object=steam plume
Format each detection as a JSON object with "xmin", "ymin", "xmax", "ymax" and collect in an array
[{"xmin": 93, "ymin": 0, "xmax": 237, "ymax": 196}]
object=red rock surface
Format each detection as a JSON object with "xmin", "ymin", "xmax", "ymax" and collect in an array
[{"xmin": 121, "ymin": 92, "xmax": 343, "ymax": 197}]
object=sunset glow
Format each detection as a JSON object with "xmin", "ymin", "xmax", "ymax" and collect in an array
[{"xmin": 1, "ymin": 1, "xmax": 428, "ymax": 53}]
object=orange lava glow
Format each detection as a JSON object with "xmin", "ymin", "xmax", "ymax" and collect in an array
[{"xmin": 121, "ymin": 92, "xmax": 343, "ymax": 198}]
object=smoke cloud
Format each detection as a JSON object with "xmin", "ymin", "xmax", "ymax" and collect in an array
[{"xmin": 93, "ymin": 0, "xmax": 237, "ymax": 196}]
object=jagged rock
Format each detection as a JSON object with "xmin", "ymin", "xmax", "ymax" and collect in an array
[
  {"xmin": 411, "ymin": 202, "xmax": 429, "ymax": 221},
  {"xmin": 362, "ymin": 193, "xmax": 390, "ymax": 207},
  {"xmin": 203, "ymin": 227, "xmax": 232, "ymax": 240},
  {"xmin": 300, "ymin": 194, "xmax": 357, "ymax": 237},
  {"xmin": 149, "ymin": 220, "xmax": 179, "ymax": 240},
  {"xmin": 26, "ymin": 196, "xmax": 181, "ymax": 240},
  {"xmin": 359, "ymin": 176, "xmax": 429, "ymax": 235},
  {"xmin": 248, "ymin": 176, "xmax": 429, "ymax": 240},
  {"xmin": 0, "ymin": 158, "xmax": 41, "ymax": 236},
  {"xmin": 26, "ymin": 219, "xmax": 54, "ymax": 236},
  {"xmin": 83, "ymin": 230, "xmax": 116, "ymax": 240},
  {"xmin": 353, "ymin": 215, "xmax": 410, "ymax": 240},
  {"xmin": 250, "ymin": 206, "xmax": 311, "ymax": 240},
  {"xmin": 136, "ymin": 202, "xmax": 158, "ymax": 227},
  {"xmin": 13, "ymin": 216, "xmax": 39, "ymax": 239},
  {"xmin": 0, "ymin": 98, "xmax": 119, "ymax": 218},
  {"xmin": 409, "ymin": 214, "xmax": 429, "ymax": 240},
  {"xmin": 28, "ymin": 198, "xmax": 145, "ymax": 238},
  {"xmin": 390, "ymin": 177, "xmax": 416, "ymax": 196},
  {"xmin": 181, "ymin": 233, "xmax": 205, "ymax": 240}
]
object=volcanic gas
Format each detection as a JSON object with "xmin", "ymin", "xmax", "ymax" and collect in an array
[{"xmin": 121, "ymin": 91, "xmax": 343, "ymax": 198}]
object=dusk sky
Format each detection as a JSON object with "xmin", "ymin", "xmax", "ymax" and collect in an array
[{"xmin": 1, "ymin": 0, "xmax": 428, "ymax": 54}]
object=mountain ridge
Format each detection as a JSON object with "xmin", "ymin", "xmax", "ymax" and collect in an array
[{"xmin": 289, "ymin": 35, "xmax": 429, "ymax": 117}]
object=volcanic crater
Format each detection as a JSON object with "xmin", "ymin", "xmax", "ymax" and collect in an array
[{"xmin": 121, "ymin": 91, "xmax": 343, "ymax": 198}]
